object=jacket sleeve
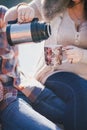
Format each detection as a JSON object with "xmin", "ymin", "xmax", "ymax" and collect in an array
[
  {"xmin": 4, "ymin": 0, "xmax": 43, "ymax": 24},
  {"xmin": 0, "ymin": 82, "xmax": 4, "ymax": 102},
  {"xmin": 80, "ymin": 49, "xmax": 87, "ymax": 64},
  {"xmin": 4, "ymin": 6, "xmax": 18, "ymax": 24},
  {"xmin": 29, "ymin": 0, "xmax": 42, "ymax": 20}
]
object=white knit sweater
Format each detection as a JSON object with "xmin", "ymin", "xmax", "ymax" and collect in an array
[{"xmin": 30, "ymin": 0, "xmax": 87, "ymax": 83}]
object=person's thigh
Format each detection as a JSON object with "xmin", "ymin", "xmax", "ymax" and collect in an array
[
  {"xmin": 45, "ymin": 72, "xmax": 87, "ymax": 101},
  {"xmin": 32, "ymin": 88, "xmax": 66, "ymax": 124},
  {"xmin": 45, "ymin": 72, "xmax": 87, "ymax": 130},
  {"xmin": 0, "ymin": 98, "xmax": 60, "ymax": 130}
]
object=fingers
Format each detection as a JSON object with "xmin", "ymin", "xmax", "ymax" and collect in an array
[
  {"xmin": 52, "ymin": 47, "xmax": 63, "ymax": 65},
  {"xmin": 17, "ymin": 5, "xmax": 35, "ymax": 23},
  {"xmin": 64, "ymin": 49, "xmax": 75, "ymax": 63},
  {"xmin": 63, "ymin": 46, "xmax": 83, "ymax": 64},
  {"xmin": 63, "ymin": 45, "xmax": 73, "ymax": 51},
  {"xmin": 68, "ymin": 58, "xmax": 73, "ymax": 64}
]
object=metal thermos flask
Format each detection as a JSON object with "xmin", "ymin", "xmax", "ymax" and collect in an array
[{"xmin": 6, "ymin": 18, "xmax": 51, "ymax": 46}]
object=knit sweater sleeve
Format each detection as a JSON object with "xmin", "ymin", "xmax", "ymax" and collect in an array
[
  {"xmin": 29, "ymin": 0, "xmax": 43, "ymax": 20},
  {"xmin": 80, "ymin": 49, "xmax": 87, "ymax": 64}
]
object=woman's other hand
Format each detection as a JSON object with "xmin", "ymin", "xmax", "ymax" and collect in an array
[{"xmin": 63, "ymin": 45, "xmax": 83, "ymax": 64}]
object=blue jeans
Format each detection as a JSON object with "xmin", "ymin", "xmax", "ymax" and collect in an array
[
  {"xmin": 32, "ymin": 88, "xmax": 65, "ymax": 124},
  {"xmin": 0, "ymin": 97, "xmax": 61, "ymax": 130},
  {"xmin": 0, "ymin": 88, "xmax": 65, "ymax": 130},
  {"xmin": 44, "ymin": 72, "xmax": 87, "ymax": 130}
]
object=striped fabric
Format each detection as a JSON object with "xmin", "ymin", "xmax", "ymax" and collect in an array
[
  {"xmin": 0, "ymin": 5, "xmax": 18, "ymax": 104},
  {"xmin": 0, "ymin": 5, "xmax": 44, "ymax": 107}
]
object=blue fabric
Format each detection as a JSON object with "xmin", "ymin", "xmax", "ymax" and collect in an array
[
  {"xmin": 32, "ymin": 88, "xmax": 65, "ymax": 124},
  {"xmin": 1, "ymin": 71, "xmax": 87, "ymax": 130},
  {"xmin": 44, "ymin": 72, "xmax": 87, "ymax": 130},
  {"xmin": 0, "ymin": 96, "xmax": 60, "ymax": 130},
  {"xmin": 0, "ymin": 85, "xmax": 65, "ymax": 130}
]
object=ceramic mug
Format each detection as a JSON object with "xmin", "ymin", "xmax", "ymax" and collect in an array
[{"xmin": 44, "ymin": 44, "xmax": 67, "ymax": 66}]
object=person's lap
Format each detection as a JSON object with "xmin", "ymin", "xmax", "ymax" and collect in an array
[
  {"xmin": 32, "ymin": 88, "xmax": 65, "ymax": 124},
  {"xmin": 0, "ymin": 97, "xmax": 61, "ymax": 130},
  {"xmin": 44, "ymin": 72, "xmax": 87, "ymax": 130},
  {"xmin": 2, "ymin": 71, "xmax": 87, "ymax": 130}
]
